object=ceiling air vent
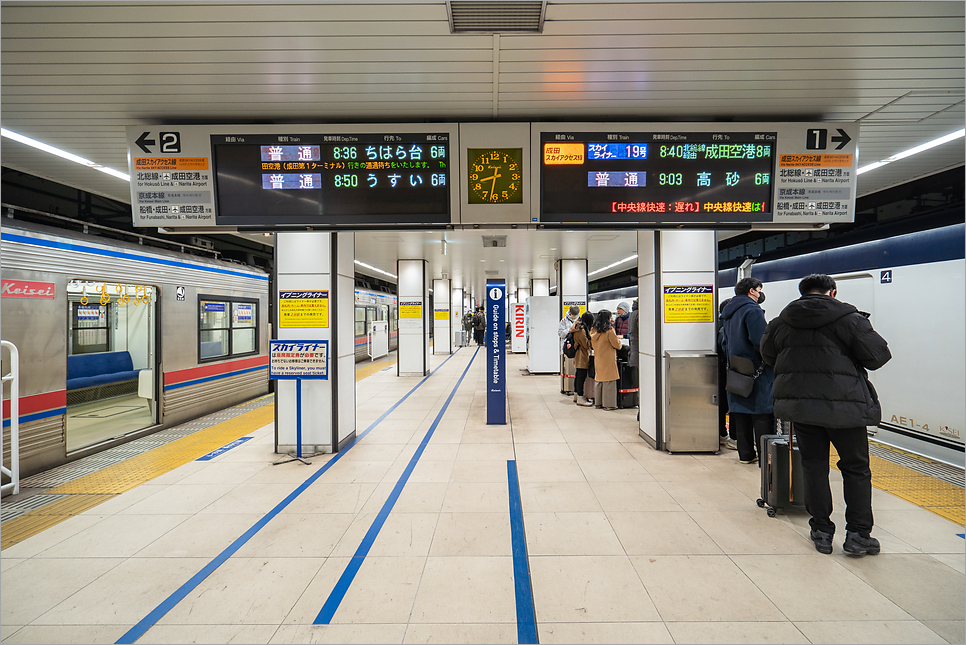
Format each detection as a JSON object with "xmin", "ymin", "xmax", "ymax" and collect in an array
[
  {"xmin": 482, "ymin": 235, "xmax": 507, "ymax": 247},
  {"xmin": 447, "ymin": 1, "xmax": 546, "ymax": 33}
]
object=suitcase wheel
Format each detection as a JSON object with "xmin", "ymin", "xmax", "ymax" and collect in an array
[
  {"xmin": 756, "ymin": 499, "xmax": 765, "ymax": 508},
  {"xmin": 766, "ymin": 507, "xmax": 777, "ymax": 518}
]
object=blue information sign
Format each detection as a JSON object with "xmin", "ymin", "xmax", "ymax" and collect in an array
[{"xmin": 486, "ymin": 280, "xmax": 506, "ymax": 425}]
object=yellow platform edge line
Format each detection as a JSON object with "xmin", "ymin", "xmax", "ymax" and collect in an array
[
  {"xmin": 1, "ymin": 404, "xmax": 275, "ymax": 551},
  {"xmin": 830, "ymin": 446, "xmax": 965, "ymax": 527}
]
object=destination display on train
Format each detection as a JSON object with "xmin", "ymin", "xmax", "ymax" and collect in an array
[
  {"xmin": 540, "ymin": 131, "xmax": 777, "ymax": 223},
  {"xmin": 210, "ymin": 133, "xmax": 451, "ymax": 226}
]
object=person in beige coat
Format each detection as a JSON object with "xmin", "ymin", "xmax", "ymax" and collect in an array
[
  {"xmin": 570, "ymin": 312, "xmax": 595, "ymax": 406},
  {"xmin": 590, "ymin": 309, "xmax": 622, "ymax": 410}
]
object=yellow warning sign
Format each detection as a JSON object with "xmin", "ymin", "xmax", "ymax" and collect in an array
[
  {"xmin": 134, "ymin": 157, "xmax": 210, "ymax": 171},
  {"xmin": 400, "ymin": 301, "xmax": 422, "ymax": 319},
  {"xmin": 434, "ymin": 309, "xmax": 449, "ymax": 321},
  {"xmin": 663, "ymin": 286, "xmax": 714, "ymax": 323},
  {"xmin": 278, "ymin": 290, "xmax": 329, "ymax": 328},
  {"xmin": 563, "ymin": 300, "xmax": 587, "ymax": 318},
  {"xmin": 779, "ymin": 154, "xmax": 853, "ymax": 168}
]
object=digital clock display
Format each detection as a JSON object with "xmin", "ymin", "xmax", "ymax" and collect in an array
[
  {"xmin": 211, "ymin": 134, "xmax": 450, "ymax": 226},
  {"xmin": 541, "ymin": 132, "xmax": 776, "ymax": 224}
]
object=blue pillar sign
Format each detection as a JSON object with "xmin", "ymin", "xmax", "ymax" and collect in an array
[{"xmin": 486, "ymin": 280, "xmax": 507, "ymax": 425}]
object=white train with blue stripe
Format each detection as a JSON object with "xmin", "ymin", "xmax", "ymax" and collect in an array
[
  {"xmin": 1, "ymin": 221, "xmax": 270, "ymax": 477},
  {"xmin": 719, "ymin": 223, "xmax": 965, "ymax": 466}
]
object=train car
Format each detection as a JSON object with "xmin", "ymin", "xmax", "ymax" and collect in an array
[
  {"xmin": 719, "ymin": 223, "xmax": 965, "ymax": 466},
  {"xmin": 2, "ymin": 221, "xmax": 270, "ymax": 478},
  {"xmin": 354, "ymin": 287, "xmax": 398, "ymax": 362}
]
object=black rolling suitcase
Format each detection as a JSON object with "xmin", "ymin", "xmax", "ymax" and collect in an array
[
  {"xmin": 756, "ymin": 421, "xmax": 805, "ymax": 517},
  {"xmin": 616, "ymin": 358, "xmax": 639, "ymax": 409}
]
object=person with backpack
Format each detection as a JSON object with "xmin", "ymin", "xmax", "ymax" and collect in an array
[
  {"xmin": 570, "ymin": 312, "xmax": 596, "ymax": 406},
  {"xmin": 473, "ymin": 307, "xmax": 485, "ymax": 346},
  {"xmin": 760, "ymin": 273, "xmax": 891, "ymax": 557},
  {"xmin": 558, "ymin": 305, "xmax": 580, "ymax": 395}
]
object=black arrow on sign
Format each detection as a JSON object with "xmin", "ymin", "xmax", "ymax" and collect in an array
[
  {"xmin": 831, "ymin": 128, "xmax": 851, "ymax": 150},
  {"xmin": 135, "ymin": 132, "xmax": 156, "ymax": 153}
]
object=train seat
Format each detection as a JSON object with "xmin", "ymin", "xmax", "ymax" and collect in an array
[{"xmin": 66, "ymin": 351, "xmax": 141, "ymax": 391}]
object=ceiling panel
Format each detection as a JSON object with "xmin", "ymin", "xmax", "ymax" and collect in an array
[{"xmin": 1, "ymin": 0, "xmax": 963, "ymax": 295}]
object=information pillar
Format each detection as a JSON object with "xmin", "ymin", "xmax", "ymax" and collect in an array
[{"xmin": 486, "ymin": 279, "xmax": 507, "ymax": 425}]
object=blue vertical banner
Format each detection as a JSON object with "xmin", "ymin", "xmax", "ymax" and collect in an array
[{"xmin": 486, "ymin": 279, "xmax": 507, "ymax": 425}]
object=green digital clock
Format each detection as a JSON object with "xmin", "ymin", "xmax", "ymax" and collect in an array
[{"xmin": 467, "ymin": 148, "xmax": 523, "ymax": 204}]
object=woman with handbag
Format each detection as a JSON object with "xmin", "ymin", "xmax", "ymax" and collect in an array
[
  {"xmin": 719, "ymin": 277, "xmax": 775, "ymax": 465},
  {"xmin": 590, "ymin": 309, "xmax": 622, "ymax": 410},
  {"xmin": 570, "ymin": 312, "xmax": 595, "ymax": 407}
]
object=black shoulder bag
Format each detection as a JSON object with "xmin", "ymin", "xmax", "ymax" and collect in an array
[{"xmin": 726, "ymin": 354, "xmax": 763, "ymax": 398}]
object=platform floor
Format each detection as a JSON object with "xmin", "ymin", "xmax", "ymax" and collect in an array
[{"xmin": 1, "ymin": 347, "xmax": 964, "ymax": 644}]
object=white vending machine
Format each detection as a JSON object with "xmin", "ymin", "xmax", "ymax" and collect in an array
[{"xmin": 527, "ymin": 296, "xmax": 560, "ymax": 373}]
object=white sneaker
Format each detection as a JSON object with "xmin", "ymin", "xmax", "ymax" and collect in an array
[
  {"xmin": 725, "ymin": 439, "xmax": 737, "ymax": 451},
  {"xmin": 576, "ymin": 396, "xmax": 594, "ymax": 407}
]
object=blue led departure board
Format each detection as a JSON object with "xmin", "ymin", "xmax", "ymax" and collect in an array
[
  {"xmin": 211, "ymin": 133, "xmax": 450, "ymax": 227},
  {"xmin": 541, "ymin": 131, "xmax": 776, "ymax": 223}
]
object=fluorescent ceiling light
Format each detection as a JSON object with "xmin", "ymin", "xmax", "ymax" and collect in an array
[
  {"xmin": 354, "ymin": 259, "xmax": 396, "ymax": 279},
  {"xmin": 857, "ymin": 129, "xmax": 965, "ymax": 175},
  {"xmin": 588, "ymin": 254, "xmax": 638, "ymax": 278},
  {"xmin": 1, "ymin": 128, "xmax": 130, "ymax": 182}
]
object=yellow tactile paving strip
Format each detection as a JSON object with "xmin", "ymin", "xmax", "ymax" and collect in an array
[
  {"xmin": 1, "ymin": 405, "xmax": 274, "ymax": 551},
  {"xmin": 830, "ymin": 445, "xmax": 965, "ymax": 526},
  {"xmin": 355, "ymin": 356, "xmax": 397, "ymax": 382}
]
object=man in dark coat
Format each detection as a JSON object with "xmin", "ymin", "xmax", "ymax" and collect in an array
[
  {"xmin": 719, "ymin": 277, "xmax": 774, "ymax": 465},
  {"xmin": 760, "ymin": 273, "xmax": 891, "ymax": 557}
]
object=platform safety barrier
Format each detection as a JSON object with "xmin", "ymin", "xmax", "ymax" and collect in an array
[{"xmin": 1, "ymin": 340, "xmax": 20, "ymax": 497}]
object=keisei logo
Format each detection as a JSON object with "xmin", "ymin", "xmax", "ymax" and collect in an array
[{"xmin": 1, "ymin": 279, "xmax": 55, "ymax": 299}]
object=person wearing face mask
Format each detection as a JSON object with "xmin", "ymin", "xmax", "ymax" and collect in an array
[
  {"xmin": 719, "ymin": 277, "xmax": 774, "ymax": 465},
  {"xmin": 760, "ymin": 274, "xmax": 891, "ymax": 557}
]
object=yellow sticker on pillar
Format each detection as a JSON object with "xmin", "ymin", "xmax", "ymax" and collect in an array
[
  {"xmin": 663, "ymin": 286, "xmax": 714, "ymax": 323},
  {"xmin": 399, "ymin": 300, "xmax": 423, "ymax": 331},
  {"xmin": 278, "ymin": 290, "xmax": 329, "ymax": 328},
  {"xmin": 434, "ymin": 309, "xmax": 449, "ymax": 321},
  {"xmin": 563, "ymin": 300, "xmax": 586, "ymax": 318}
]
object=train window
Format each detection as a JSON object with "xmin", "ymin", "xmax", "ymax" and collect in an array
[
  {"xmin": 70, "ymin": 302, "xmax": 111, "ymax": 354},
  {"xmin": 198, "ymin": 296, "xmax": 258, "ymax": 362},
  {"xmin": 355, "ymin": 306, "xmax": 366, "ymax": 337}
]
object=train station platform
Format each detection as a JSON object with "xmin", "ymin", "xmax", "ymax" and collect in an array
[{"xmin": 1, "ymin": 348, "xmax": 963, "ymax": 644}]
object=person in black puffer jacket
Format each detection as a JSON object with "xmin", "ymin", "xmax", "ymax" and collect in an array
[{"xmin": 760, "ymin": 273, "xmax": 891, "ymax": 558}]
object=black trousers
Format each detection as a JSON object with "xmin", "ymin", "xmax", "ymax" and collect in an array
[
  {"xmin": 474, "ymin": 329, "xmax": 484, "ymax": 345},
  {"xmin": 574, "ymin": 367, "xmax": 588, "ymax": 399},
  {"xmin": 795, "ymin": 422, "xmax": 874, "ymax": 537},
  {"xmin": 731, "ymin": 412, "xmax": 774, "ymax": 463}
]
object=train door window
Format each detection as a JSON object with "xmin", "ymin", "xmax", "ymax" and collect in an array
[
  {"xmin": 70, "ymin": 302, "xmax": 111, "ymax": 354},
  {"xmin": 198, "ymin": 295, "xmax": 259, "ymax": 362},
  {"xmin": 355, "ymin": 306, "xmax": 366, "ymax": 337},
  {"xmin": 65, "ymin": 280, "xmax": 158, "ymax": 452}
]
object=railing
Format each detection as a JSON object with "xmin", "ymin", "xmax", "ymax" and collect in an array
[{"xmin": 1, "ymin": 340, "xmax": 20, "ymax": 497}]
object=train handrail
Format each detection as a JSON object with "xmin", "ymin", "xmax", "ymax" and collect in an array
[{"xmin": 1, "ymin": 340, "xmax": 20, "ymax": 497}]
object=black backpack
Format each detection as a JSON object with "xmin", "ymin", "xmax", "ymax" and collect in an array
[{"xmin": 562, "ymin": 330, "xmax": 578, "ymax": 359}]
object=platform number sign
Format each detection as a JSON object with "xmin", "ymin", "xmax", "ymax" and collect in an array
[
  {"xmin": 134, "ymin": 130, "xmax": 181, "ymax": 154},
  {"xmin": 880, "ymin": 270, "xmax": 892, "ymax": 284},
  {"xmin": 806, "ymin": 127, "xmax": 852, "ymax": 150}
]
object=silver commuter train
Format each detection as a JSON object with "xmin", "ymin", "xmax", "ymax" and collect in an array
[
  {"xmin": 354, "ymin": 287, "xmax": 398, "ymax": 362},
  {"xmin": 2, "ymin": 221, "xmax": 270, "ymax": 477},
  {"xmin": 719, "ymin": 222, "xmax": 965, "ymax": 466}
]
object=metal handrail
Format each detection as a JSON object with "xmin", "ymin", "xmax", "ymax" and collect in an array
[{"xmin": 1, "ymin": 340, "xmax": 20, "ymax": 497}]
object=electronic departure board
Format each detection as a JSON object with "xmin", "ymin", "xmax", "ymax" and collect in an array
[
  {"xmin": 210, "ymin": 133, "xmax": 451, "ymax": 226},
  {"xmin": 540, "ymin": 131, "xmax": 777, "ymax": 224}
]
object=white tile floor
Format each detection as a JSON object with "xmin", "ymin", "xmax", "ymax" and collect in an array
[{"xmin": 2, "ymin": 348, "xmax": 964, "ymax": 644}]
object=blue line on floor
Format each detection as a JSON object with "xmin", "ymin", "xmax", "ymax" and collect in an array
[
  {"xmin": 314, "ymin": 345, "xmax": 480, "ymax": 624},
  {"xmin": 116, "ymin": 348, "xmax": 461, "ymax": 645},
  {"xmin": 507, "ymin": 460, "xmax": 538, "ymax": 644}
]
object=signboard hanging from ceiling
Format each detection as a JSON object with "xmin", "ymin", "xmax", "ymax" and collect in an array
[
  {"xmin": 531, "ymin": 121, "xmax": 858, "ymax": 226},
  {"xmin": 125, "ymin": 124, "xmax": 458, "ymax": 228}
]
